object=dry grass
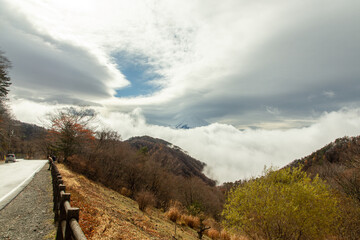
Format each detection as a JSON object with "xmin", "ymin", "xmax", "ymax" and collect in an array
[
  {"xmin": 207, "ymin": 229, "xmax": 220, "ymax": 239},
  {"xmin": 120, "ymin": 187, "xmax": 131, "ymax": 197},
  {"xmin": 181, "ymin": 215, "xmax": 200, "ymax": 229},
  {"xmin": 135, "ymin": 191, "xmax": 155, "ymax": 211},
  {"xmin": 165, "ymin": 207, "xmax": 182, "ymax": 223},
  {"xmin": 57, "ymin": 163, "xmax": 210, "ymax": 240},
  {"xmin": 220, "ymin": 230, "xmax": 231, "ymax": 240}
]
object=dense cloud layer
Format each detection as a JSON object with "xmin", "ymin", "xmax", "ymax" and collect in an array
[{"xmin": 96, "ymin": 107, "xmax": 360, "ymax": 183}]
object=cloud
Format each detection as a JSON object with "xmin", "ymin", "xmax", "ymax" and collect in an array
[
  {"xmin": 2, "ymin": 0, "xmax": 360, "ymax": 128},
  {"xmin": 96, "ymin": 107, "xmax": 360, "ymax": 183},
  {"xmin": 0, "ymin": 1, "xmax": 127, "ymax": 105},
  {"xmin": 323, "ymin": 91, "xmax": 335, "ymax": 98}
]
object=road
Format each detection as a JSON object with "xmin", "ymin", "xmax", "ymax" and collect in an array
[{"xmin": 0, "ymin": 159, "xmax": 47, "ymax": 210}]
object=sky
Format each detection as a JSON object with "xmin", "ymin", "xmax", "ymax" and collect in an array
[{"xmin": 1, "ymin": 0, "xmax": 360, "ymax": 183}]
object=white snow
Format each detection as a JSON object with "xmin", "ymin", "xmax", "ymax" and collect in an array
[{"xmin": 173, "ymin": 115, "xmax": 209, "ymax": 129}]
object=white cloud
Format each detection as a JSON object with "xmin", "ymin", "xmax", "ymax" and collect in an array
[
  {"xmin": 2, "ymin": 0, "xmax": 360, "ymax": 127},
  {"xmin": 11, "ymin": 100, "xmax": 360, "ymax": 183},
  {"xmin": 323, "ymin": 91, "xmax": 335, "ymax": 98},
  {"xmin": 97, "ymin": 107, "xmax": 360, "ymax": 183}
]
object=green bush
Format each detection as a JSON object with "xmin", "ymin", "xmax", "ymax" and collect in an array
[{"xmin": 222, "ymin": 166, "xmax": 339, "ymax": 240}]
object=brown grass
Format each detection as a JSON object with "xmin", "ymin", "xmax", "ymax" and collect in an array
[
  {"xmin": 135, "ymin": 190, "xmax": 155, "ymax": 211},
  {"xmin": 207, "ymin": 229, "xmax": 220, "ymax": 239},
  {"xmin": 220, "ymin": 230, "xmax": 231, "ymax": 240},
  {"xmin": 57, "ymin": 163, "xmax": 210, "ymax": 240},
  {"xmin": 120, "ymin": 187, "xmax": 131, "ymax": 197},
  {"xmin": 165, "ymin": 207, "xmax": 182, "ymax": 223},
  {"xmin": 182, "ymin": 215, "xmax": 200, "ymax": 229}
]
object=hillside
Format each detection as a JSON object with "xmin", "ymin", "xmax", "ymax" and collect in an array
[
  {"xmin": 57, "ymin": 164, "xmax": 213, "ymax": 240},
  {"xmin": 126, "ymin": 136, "xmax": 216, "ymax": 186},
  {"xmin": 289, "ymin": 135, "xmax": 360, "ymax": 202}
]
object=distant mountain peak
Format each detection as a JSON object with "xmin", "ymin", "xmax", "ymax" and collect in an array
[{"xmin": 173, "ymin": 115, "xmax": 209, "ymax": 129}]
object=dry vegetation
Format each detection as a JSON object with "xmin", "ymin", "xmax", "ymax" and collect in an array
[
  {"xmin": 66, "ymin": 134, "xmax": 224, "ymax": 219},
  {"xmin": 57, "ymin": 163, "xmax": 213, "ymax": 240}
]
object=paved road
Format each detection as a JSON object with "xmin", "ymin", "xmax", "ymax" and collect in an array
[
  {"xmin": 0, "ymin": 159, "xmax": 47, "ymax": 210},
  {"xmin": 0, "ymin": 164, "xmax": 56, "ymax": 239}
]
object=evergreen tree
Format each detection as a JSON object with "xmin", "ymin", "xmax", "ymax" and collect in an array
[{"xmin": 0, "ymin": 51, "xmax": 12, "ymax": 99}]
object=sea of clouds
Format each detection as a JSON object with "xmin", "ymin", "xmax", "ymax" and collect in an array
[
  {"xmin": 11, "ymin": 99, "xmax": 360, "ymax": 183},
  {"xmin": 97, "ymin": 107, "xmax": 360, "ymax": 183}
]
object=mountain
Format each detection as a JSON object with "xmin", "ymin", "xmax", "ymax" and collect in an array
[
  {"xmin": 126, "ymin": 136, "xmax": 216, "ymax": 186},
  {"xmin": 173, "ymin": 115, "xmax": 209, "ymax": 129},
  {"xmin": 288, "ymin": 136, "xmax": 360, "ymax": 202}
]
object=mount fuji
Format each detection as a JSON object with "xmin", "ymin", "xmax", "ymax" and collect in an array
[{"xmin": 173, "ymin": 115, "xmax": 210, "ymax": 129}]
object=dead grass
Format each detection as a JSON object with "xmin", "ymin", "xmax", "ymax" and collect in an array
[
  {"xmin": 57, "ymin": 163, "xmax": 210, "ymax": 239},
  {"xmin": 207, "ymin": 229, "xmax": 220, "ymax": 239},
  {"xmin": 166, "ymin": 207, "xmax": 182, "ymax": 223},
  {"xmin": 181, "ymin": 215, "xmax": 200, "ymax": 229}
]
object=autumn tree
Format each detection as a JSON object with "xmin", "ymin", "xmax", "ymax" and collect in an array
[
  {"xmin": 222, "ymin": 166, "xmax": 339, "ymax": 240},
  {"xmin": 47, "ymin": 107, "xmax": 96, "ymax": 162}
]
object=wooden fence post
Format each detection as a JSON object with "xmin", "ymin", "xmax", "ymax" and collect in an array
[{"xmin": 50, "ymin": 160, "xmax": 87, "ymax": 240}]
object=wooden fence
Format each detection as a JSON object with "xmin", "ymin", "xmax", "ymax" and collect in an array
[{"xmin": 50, "ymin": 159, "xmax": 87, "ymax": 240}]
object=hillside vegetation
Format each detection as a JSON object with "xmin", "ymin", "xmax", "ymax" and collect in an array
[
  {"xmin": 66, "ymin": 134, "xmax": 224, "ymax": 219},
  {"xmin": 290, "ymin": 135, "xmax": 360, "ymax": 203},
  {"xmin": 57, "ymin": 163, "xmax": 214, "ymax": 240},
  {"xmin": 126, "ymin": 136, "xmax": 216, "ymax": 186}
]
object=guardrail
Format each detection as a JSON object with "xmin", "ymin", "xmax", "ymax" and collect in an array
[{"xmin": 50, "ymin": 159, "xmax": 87, "ymax": 240}]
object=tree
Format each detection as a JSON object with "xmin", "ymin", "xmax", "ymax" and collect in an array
[
  {"xmin": 47, "ymin": 107, "xmax": 95, "ymax": 162},
  {"xmin": 0, "ymin": 51, "xmax": 12, "ymax": 157},
  {"xmin": 0, "ymin": 50, "xmax": 11, "ymax": 99},
  {"xmin": 222, "ymin": 166, "xmax": 339, "ymax": 240}
]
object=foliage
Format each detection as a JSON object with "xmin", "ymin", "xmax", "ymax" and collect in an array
[
  {"xmin": 0, "ymin": 51, "xmax": 11, "ymax": 99},
  {"xmin": 222, "ymin": 166, "xmax": 339, "ymax": 240},
  {"xmin": 47, "ymin": 107, "xmax": 95, "ymax": 161},
  {"xmin": 66, "ymin": 135, "xmax": 224, "ymax": 218},
  {"xmin": 139, "ymin": 146, "xmax": 148, "ymax": 155},
  {"xmin": 187, "ymin": 201, "xmax": 204, "ymax": 216},
  {"xmin": 336, "ymin": 195, "xmax": 360, "ymax": 240}
]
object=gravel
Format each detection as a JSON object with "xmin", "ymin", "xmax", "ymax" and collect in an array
[{"xmin": 0, "ymin": 165, "xmax": 56, "ymax": 240}]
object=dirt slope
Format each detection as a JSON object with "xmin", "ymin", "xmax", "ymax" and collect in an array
[{"xmin": 57, "ymin": 164, "xmax": 210, "ymax": 240}]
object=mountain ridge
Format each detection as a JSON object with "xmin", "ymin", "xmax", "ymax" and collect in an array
[{"xmin": 126, "ymin": 135, "xmax": 216, "ymax": 186}]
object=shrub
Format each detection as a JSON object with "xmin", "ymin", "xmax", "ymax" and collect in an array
[
  {"xmin": 182, "ymin": 214, "xmax": 200, "ymax": 229},
  {"xmin": 207, "ymin": 229, "xmax": 220, "ymax": 239},
  {"xmin": 222, "ymin": 166, "xmax": 339, "ymax": 240},
  {"xmin": 120, "ymin": 187, "xmax": 131, "ymax": 197},
  {"xmin": 166, "ymin": 207, "xmax": 181, "ymax": 223},
  {"xmin": 220, "ymin": 230, "xmax": 231, "ymax": 240},
  {"xmin": 336, "ymin": 195, "xmax": 360, "ymax": 240},
  {"xmin": 135, "ymin": 190, "xmax": 155, "ymax": 211}
]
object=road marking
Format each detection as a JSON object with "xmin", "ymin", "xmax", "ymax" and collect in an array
[{"xmin": 0, "ymin": 163, "xmax": 45, "ymax": 203}]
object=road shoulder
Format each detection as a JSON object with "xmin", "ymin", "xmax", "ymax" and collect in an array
[{"xmin": 0, "ymin": 165, "xmax": 56, "ymax": 239}]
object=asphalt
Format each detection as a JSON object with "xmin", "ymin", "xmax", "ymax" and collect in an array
[{"xmin": 0, "ymin": 165, "xmax": 56, "ymax": 240}]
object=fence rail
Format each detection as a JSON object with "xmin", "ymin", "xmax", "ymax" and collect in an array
[{"xmin": 50, "ymin": 159, "xmax": 87, "ymax": 240}]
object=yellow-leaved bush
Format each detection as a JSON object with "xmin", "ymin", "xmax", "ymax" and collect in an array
[{"xmin": 222, "ymin": 166, "xmax": 339, "ymax": 240}]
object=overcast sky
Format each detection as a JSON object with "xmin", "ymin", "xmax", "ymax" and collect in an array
[{"xmin": 1, "ymin": 0, "xmax": 360, "ymax": 182}]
